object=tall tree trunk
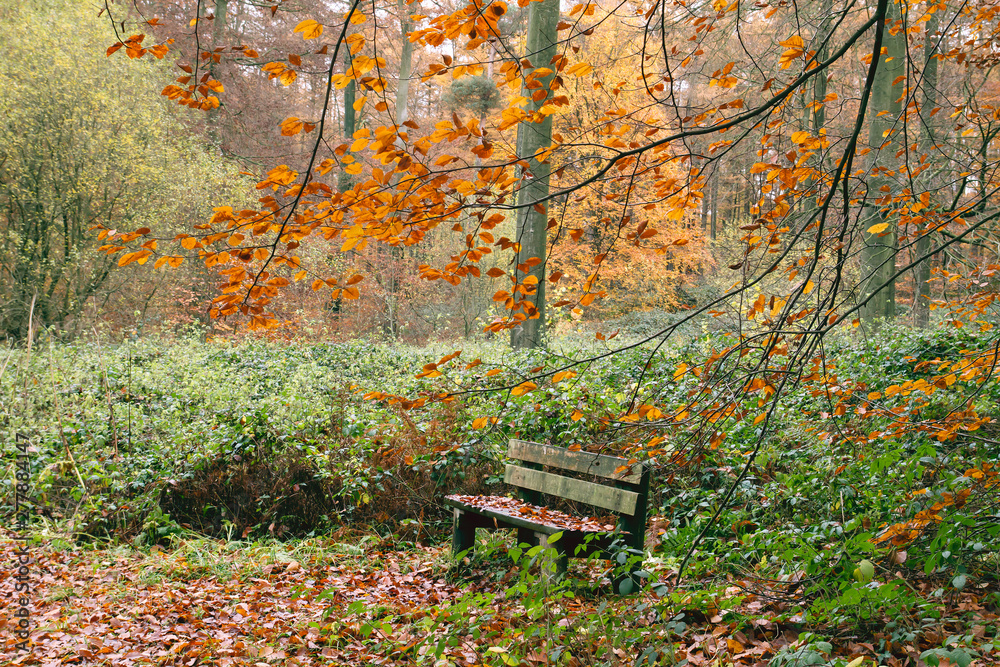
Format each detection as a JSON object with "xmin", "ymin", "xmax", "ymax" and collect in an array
[
  {"xmin": 700, "ymin": 159, "xmax": 710, "ymax": 234},
  {"xmin": 393, "ymin": 0, "xmax": 415, "ymax": 129},
  {"xmin": 812, "ymin": 0, "xmax": 832, "ymax": 133},
  {"xmin": 381, "ymin": 0, "xmax": 416, "ymax": 339},
  {"xmin": 510, "ymin": 0, "xmax": 559, "ymax": 349},
  {"xmin": 709, "ymin": 166, "xmax": 719, "ymax": 240},
  {"xmin": 913, "ymin": 9, "xmax": 940, "ymax": 328},
  {"xmin": 861, "ymin": 0, "xmax": 905, "ymax": 324},
  {"xmin": 207, "ymin": 0, "xmax": 228, "ymax": 146},
  {"xmin": 338, "ymin": 43, "xmax": 357, "ymax": 193},
  {"xmin": 798, "ymin": 0, "xmax": 831, "ymax": 232}
]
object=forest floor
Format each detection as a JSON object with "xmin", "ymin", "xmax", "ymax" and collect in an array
[{"xmin": 3, "ymin": 530, "xmax": 998, "ymax": 667}]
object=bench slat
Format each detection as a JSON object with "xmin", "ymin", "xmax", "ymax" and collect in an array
[
  {"xmin": 508, "ymin": 439, "xmax": 642, "ymax": 484},
  {"xmin": 505, "ymin": 464, "xmax": 640, "ymax": 514}
]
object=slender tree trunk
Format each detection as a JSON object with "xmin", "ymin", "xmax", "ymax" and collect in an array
[
  {"xmin": 812, "ymin": 0, "xmax": 832, "ymax": 133},
  {"xmin": 207, "ymin": 0, "xmax": 228, "ymax": 146},
  {"xmin": 381, "ymin": 0, "xmax": 416, "ymax": 339},
  {"xmin": 393, "ymin": 0, "xmax": 415, "ymax": 129},
  {"xmin": 510, "ymin": 0, "xmax": 559, "ymax": 349},
  {"xmin": 338, "ymin": 44, "xmax": 357, "ymax": 193},
  {"xmin": 913, "ymin": 10, "xmax": 939, "ymax": 328},
  {"xmin": 709, "ymin": 166, "xmax": 719, "ymax": 240},
  {"xmin": 798, "ymin": 0, "xmax": 831, "ymax": 232},
  {"xmin": 861, "ymin": 0, "xmax": 905, "ymax": 324},
  {"xmin": 700, "ymin": 159, "xmax": 710, "ymax": 234}
]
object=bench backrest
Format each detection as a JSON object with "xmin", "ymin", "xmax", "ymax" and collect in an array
[{"xmin": 504, "ymin": 439, "xmax": 649, "ymax": 526}]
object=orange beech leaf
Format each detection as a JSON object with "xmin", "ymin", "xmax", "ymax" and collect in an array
[
  {"xmin": 293, "ymin": 19, "xmax": 324, "ymax": 40},
  {"xmin": 552, "ymin": 371, "xmax": 577, "ymax": 383},
  {"xmin": 280, "ymin": 117, "xmax": 304, "ymax": 136},
  {"xmin": 511, "ymin": 381, "xmax": 537, "ymax": 396}
]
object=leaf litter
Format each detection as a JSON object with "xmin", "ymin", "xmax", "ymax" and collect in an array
[
  {"xmin": 2, "ymin": 529, "xmax": 998, "ymax": 666},
  {"xmin": 446, "ymin": 495, "xmax": 617, "ymax": 533}
]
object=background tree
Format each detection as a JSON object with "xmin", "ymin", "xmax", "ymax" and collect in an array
[
  {"xmin": 0, "ymin": 0, "xmax": 251, "ymax": 341},
  {"xmin": 859, "ymin": 0, "xmax": 906, "ymax": 323},
  {"xmin": 508, "ymin": 0, "xmax": 560, "ymax": 348},
  {"xmin": 99, "ymin": 0, "xmax": 1000, "ymax": 491}
]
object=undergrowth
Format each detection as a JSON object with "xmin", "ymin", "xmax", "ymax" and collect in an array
[{"xmin": 1, "ymin": 323, "xmax": 998, "ymax": 662}]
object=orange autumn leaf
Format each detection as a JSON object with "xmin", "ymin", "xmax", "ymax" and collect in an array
[{"xmin": 293, "ymin": 19, "xmax": 324, "ymax": 40}]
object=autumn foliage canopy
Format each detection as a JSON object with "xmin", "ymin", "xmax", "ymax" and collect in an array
[{"xmin": 95, "ymin": 0, "xmax": 1000, "ymax": 520}]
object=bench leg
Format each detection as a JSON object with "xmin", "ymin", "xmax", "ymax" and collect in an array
[
  {"xmin": 516, "ymin": 527, "xmax": 536, "ymax": 548},
  {"xmin": 452, "ymin": 509, "xmax": 475, "ymax": 558}
]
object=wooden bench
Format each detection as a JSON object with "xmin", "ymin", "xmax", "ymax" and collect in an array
[{"xmin": 445, "ymin": 439, "xmax": 650, "ymax": 587}]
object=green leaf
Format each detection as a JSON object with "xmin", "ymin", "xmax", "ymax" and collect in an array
[{"xmin": 951, "ymin": 650, "xmax": 972, "ymax": 667}]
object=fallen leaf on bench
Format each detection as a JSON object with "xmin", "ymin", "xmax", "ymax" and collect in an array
[{"xmin": 447, "ymin": 494, "xmax": 616, "ymax": 532}]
